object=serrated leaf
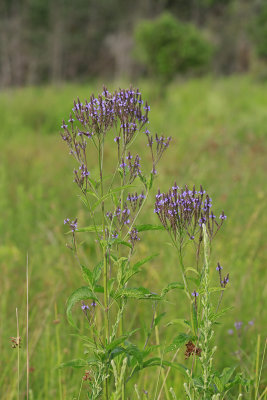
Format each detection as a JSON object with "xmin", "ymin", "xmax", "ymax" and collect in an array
[
  {"xmin": 165, "ymin": 319, "xmax": 191, "ymax": 329},
  {"xmin": 112, "ymin": 239, "xmax": 132, "ymax": 249},
  {"xmin": 66, "ymin": 287, "xmax": 98, "ymax": 328},
  {"xmin": 210, "ymin": 306, "xmax": 234, "ymax": 322},
  {"xmin": 135, "ymin": 224, "xmax": 165, "ymax": 232},
  {"xmin": 106, "ymin": 335, "xmax": 129, "ymax": 352},
  {"xmin": 185, "ymin": 267, "xmax": 200, "ymax": 276},
  {"xmin": 122, "ymin": 255, "xmax": 157, "ymax": 285},
  {"xmin": 81, "ymin": 265, "xmax": 94, "ymax": 289},
  {"xmin": 161, "ymin": 282, "xmax": 184, "ymax": 297},
  {"xmin": 165, "ymin": 333, "xmax": 193, "ymax": 353},
  {"xmin": 93, "ymin": 261, "xmax": 102, "ymax": 283},
  {"xmin": 76, "ymin": 225, "xmax": 102, "ymax": 233},
  {"xmin": 114, "ymin": 287, "xmax": 161, "ymax": 300},
  {"xmin": 199, "ymin": 287, "xmax": 225, "ymax": 295}
]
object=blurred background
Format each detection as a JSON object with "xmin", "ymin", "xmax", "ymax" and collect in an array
[
  {"xmin": 0, "ymin": 0, "xmax": 267, "ymax": 399},
  {"xmin": 1, "ymin": 0, "xmax": 267, "ymax": 85}
]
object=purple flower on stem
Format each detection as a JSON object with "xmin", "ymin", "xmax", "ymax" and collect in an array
[
  {"xmin": 192, "ymin": 290, "xmax": 199, "ymax": 297},
  {"xmin": 216, "ymin": 262, "xmax": 223, "ymax": 271},
  {"xmin": 234, "ymin": 321, "xmax": 243, "ymax": 330},
  {"xmin": 219, "ymin": 212, "xmax": 227, "ymax": 220},
  {"xmin": 81, "ymin": 304, "xmax": 89, "ymax": 311},
  {"xmin": 228, "ymin": 329, "xmax": 234, "ymax": 335}
]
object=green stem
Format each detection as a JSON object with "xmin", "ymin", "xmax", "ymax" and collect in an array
[{"xmin": 99, "ymin": 139, "xmax": 109, "ymax": 400}]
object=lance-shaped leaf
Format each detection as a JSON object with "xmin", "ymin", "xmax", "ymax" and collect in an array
[
  {"xmin": 135, "ymin": 224, "xmax": 165, "ymax": 232},
  {"xmin": 66, "ymin": 287, "xmax": 99, "ymax": 328},
  {"xmin": 161, "ymin": 282, "xmax": 184, "ymax": 297},
  {"xmin": 165, "ymin": 333, "xmax": 194, "ymax": 353}
]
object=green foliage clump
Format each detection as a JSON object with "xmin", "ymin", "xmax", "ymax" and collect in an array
[
  {"xmin": 134, "ymin": 13, "xmax": 213, "ymax": 81},
  {"xmin": 250, "ymin": 4, "xmax": 267, "ymax": 59}
]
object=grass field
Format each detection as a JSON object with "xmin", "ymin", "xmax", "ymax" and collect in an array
[{"xmin": 0, "ymin": 76, "xmax": 266, "ymax": 399}]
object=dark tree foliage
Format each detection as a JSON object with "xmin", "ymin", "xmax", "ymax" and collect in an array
[{"xmin": 0, "ymin": 0, "xmax": 264, "ymax": 86}]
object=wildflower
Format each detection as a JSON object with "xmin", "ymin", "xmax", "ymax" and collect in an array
[
  {"xmin": 234, "ymin": 321, "xmax": 243, "ymax": 330},
  {"xmin": 228, "ymin": 329, "xmax": 234, "ymax": 335},
  {"xmin": 154, "ymin": 185, "xmax": 226, "ymax": 242},
  {"xmin": 216, "ymin": 262, "xmax": 223, "ymax": 271},
  {"xmin": 191, "ymin": 291, "xmax": 199, "ymax": 297},
  {"xmin": 81, "ymin": 304, "xmax": 89, "ymax": 311},
  {"xmin": 128, "ymin": 227, "xmax": 140, "ymax": 247},
  {"xmin": 64, "ymin": 218, "xmax": 78, "ymax": 232}
]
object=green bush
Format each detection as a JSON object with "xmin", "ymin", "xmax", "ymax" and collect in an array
[
  {"xmin": 134, "ymin": 13, "xmax": 213, "ymax": 81},
  {"xmin": 250, "ymin": 4, "xmax": 267, "ymax": 60}
]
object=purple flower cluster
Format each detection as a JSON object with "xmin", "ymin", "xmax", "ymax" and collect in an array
[
  {"xmin": 64, "ymin": 218, "xmax": 78, "ymax": 232},
  {"xmin": 146, "ymin": 131, "xmax": 171, "ymax": 175},
  {"xmin": 216, "ymin": 262, "xmax": 229, "ymax": 288},
  {"xmin": 154, "ymin": 184, "xmax": 226, "ymax": 241},
  {"xmin": 127, "ymin": 191, "xmax": 145, "ymax": 212},
  {"xmin": 120, "ymin": 153, "xmax": 142, "ymax": 182},
  {"xmin": 61, "ymin": 86, "xmax": 148, "ymax": 146},
  {"xmin": 128, "ymin": 227, "xmax": 140, "ymax": 247},
  {"xmin": 106, "ymin": 204, "xmax": 131, "ymax": 227}
]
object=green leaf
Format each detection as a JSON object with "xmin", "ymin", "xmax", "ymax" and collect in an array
[
  {"xmin": 76, "ymin": 225, "xmax": 102, "ymax": 233},
  {"xmin": 112, "ymin": 239, "xmax": 132, "ymax": 249},
  {"xmin": 81, "ymin": 266, "xmax": 94, "ymax": 289},
  {"xmin": 185, "ymin": 267, "xmax": 200, "ymax": 276},
  {"xmin": 210, "ymin": 306, "xmax": 234, "ymax": 322},
  {"xmin": 66, "ymin": 287, "xmax": 98, "ymax": 328},
  {"xmin": 122, "ymin": 255, "xmax": 158, "ymax": 285},
  {"xmin": 114, "ymin": 287, "xmax": 161, "ymax": 300},
  {"xmin": 92, "ymin": 185, "xmax": 133, "ymax": 211},
  {"xmin": 154, "ymin": 312, "xmax": 166, "ymax": 327},
  {"xmin": 187, "ymin": 277, "xmax": 200, "ymax": 287},
  {"xmin": 133, "ymin": 254, "xmax": 158, "ymax": 269},
  {"xmin": 165, "ymin": 333, "xmax": 193, "ymax": 353},
  {"xmin": 161, "ymin": 282, "xmax": 184, "ymax": 297},
  {"xmin": 213, "ymin": 376, "xmax": 224, "ymax": 392},
  {"xmin": 220, "ymin": 366, "xmax": 236, "ymax": 386},
  {"xmin": 93, "ymin": 261, "xmax": 103, "ymax": 283},
  {"xmin": 58, "ymin": 358, "xmax": 87, "ymax": 369},
  {"xmin": 199, "ymin": 287, "xmax": 225, "ymax": 294},
  {"xmin": 106, "ymin": 336, "xmax": 129, "ymax": 352},
  {"xmin": 135, "ymin": 224, "xmax": 165, "ymax": 232},
  {"xmin": 165, "ymin": 319, "xmax": 191, "ymax": 329},
  {"xmin": 162, "ymin": 361, "xmax": 189, "ymax": 377}
]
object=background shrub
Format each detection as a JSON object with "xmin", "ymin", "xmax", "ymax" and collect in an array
[{"xmin": 134, "ymin": 12, "xmax": 213, "ymax": 81}]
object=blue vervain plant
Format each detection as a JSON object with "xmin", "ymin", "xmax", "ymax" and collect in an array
[
  {"xmin": 60, "ymin": 87, "xmax": 172, "ymax": 399},
  {"xmin": 154, "ymin": 185, "xmax": 250, "ymax": 398}
]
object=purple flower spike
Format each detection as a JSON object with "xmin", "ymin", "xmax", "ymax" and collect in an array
[
  {"xmin": 216, "ymin": 262, "xmax": 223, "ymax": 271},
  {"xmin": 192, "ymin": 290, "xmax": 199, "ymax": 297},
  {"xmin": 234, "ymin": 321, "xmax": 243, "ymax": 330},
  {"xmin": 91, "ymin": 301, "xmax": 97, "ymax": 307},
  {"xmin": 81, "ymin": 304, "xmax": 89, "ymax": 311}
]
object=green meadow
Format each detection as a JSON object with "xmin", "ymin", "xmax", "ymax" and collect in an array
[{"xmin": 0, "ymin": 76, "xmax": 266, "ymax": 399}]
